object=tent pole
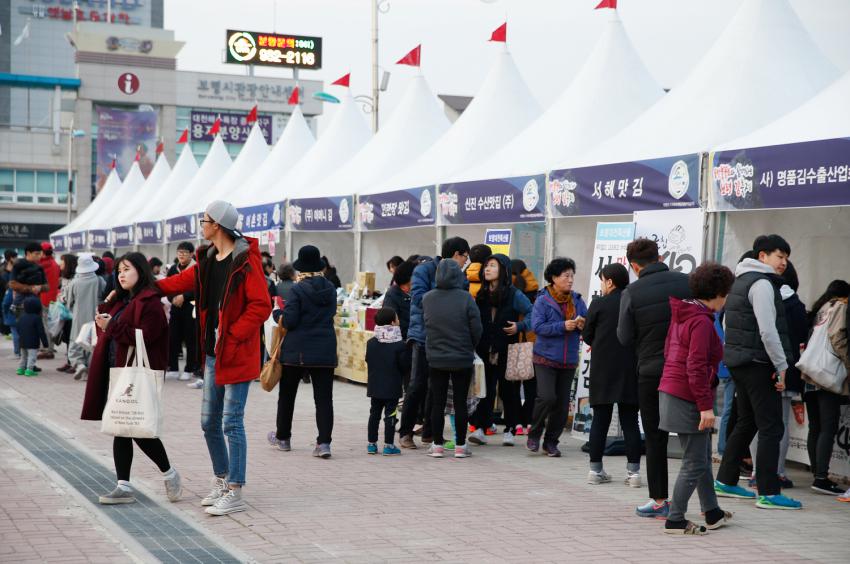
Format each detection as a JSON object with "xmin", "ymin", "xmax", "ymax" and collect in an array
[
  {"xmin": 285, "ymin": 201, "xmax": 293, "ymax": 264},
  {"xmin": 544, "ymin": 171, "xmax": 555, "ymax": 264}
]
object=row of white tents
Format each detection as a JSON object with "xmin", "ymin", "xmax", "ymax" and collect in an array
[{"xmin": 52, "ymin": 0, "xmax": 850, "ymax": 303}]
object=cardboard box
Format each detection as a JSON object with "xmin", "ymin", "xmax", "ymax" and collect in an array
[{"xmin": 357, "ymin": 272, "xmax": 376, "ymax": 294}]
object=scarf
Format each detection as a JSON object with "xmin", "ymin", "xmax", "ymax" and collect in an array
[
  {"xmin": 375, "ymin": 324, "xmax": 402, "ymax": 343},
  {"xmin": 547, "ymin": 284, "xmax": 576, "ymax": 320},
  {"xmin": 296, "ymin": 271, "xmax": 323, "ymax": 283}
]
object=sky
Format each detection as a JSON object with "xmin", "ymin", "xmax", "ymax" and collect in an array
[{"xmin": 165, "ymin": 0, "xmax": 850, "ymax": 132}]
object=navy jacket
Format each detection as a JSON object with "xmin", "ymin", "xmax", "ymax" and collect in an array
[
  {"xmin": 18, "ymin": 297, "xmax": 47, "ymax": 350},
  {"xmin": 366, "ymin": 337, "xmax": 408, "ymax": 399},
  {"xmin": 277, "ymin": 275, "xmax": 338, "ymax": 367}
]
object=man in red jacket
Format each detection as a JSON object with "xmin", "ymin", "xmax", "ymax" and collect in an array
[
  {"xmin": 158, "ymin": 200, "xmax": 271, "ymax": 516},
  {"xmin": 38, "ymin": 242, "xmax": 61, "ymax": 359}
]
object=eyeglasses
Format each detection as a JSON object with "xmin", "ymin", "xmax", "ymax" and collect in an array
[{"xmin": 199, "ymin": 219, "xmax": 216, "ymax": 226}]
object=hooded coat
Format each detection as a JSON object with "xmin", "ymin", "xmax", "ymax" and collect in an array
[
  {"xmin": 408, "ymin": 257, "xmax": 469, "ymax": 345},
  {"xmin": 423, "ymin": 259, "xmax": 482, "ymax": 370},
  {"xmin": 17, "ymin": 297, "xmax": 47, "ymax": 349},
  {"xmin": 277, "ymin": 275, "xmax": 338, "ymax": 367},
  {"xmin": 67, "ymin": 271, "xmax": 105, "ymax": 342}
]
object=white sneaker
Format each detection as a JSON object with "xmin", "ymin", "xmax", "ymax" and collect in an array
[
  {"xmin": 187, "ymin": 378, "xmax": 204, "ymax": 389},
  {"xmin": 163, "ymin": 469, "xmax": 182, "ymax": 502},
  {"xmin": 467, "ymin": 428, "xmax": 488, "ymax": 445},
  {"xmin": 165, "ymin": 371, "xmax": 181, "ymax": 380},
  {"xmin": 502, "ymin": 431, "xmax": 515, "ymax": 446},
  {"xmin": 588, "ymin": 470, "xmax": 612, "ymax": 485},
  {"xmin": 205, "ymin": 488, "xmax": 247, "ymax": 516},
  {"xmin": 625, "ymin": 471, "xmax": 642, "ymax": 488},
  {"xmin": 178, "ymin": 372, "xmax": 193, "ymax": 381},
  {"xmin": 201, "ymin": 476, "xmax": 228, "ymax": 507},
  {"xmin": 73, "ymin": 364, "xmax": 87, "ymax": 381}
]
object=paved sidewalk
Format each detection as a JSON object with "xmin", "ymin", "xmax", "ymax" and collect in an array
[{"xmin": 0, "ymin": 339, "xmax": 848, "ymax": 563}]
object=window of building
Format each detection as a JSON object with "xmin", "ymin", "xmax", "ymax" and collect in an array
[{"xmin": 0, "ymin": 169, "xmax": 74, "ymax": 205}]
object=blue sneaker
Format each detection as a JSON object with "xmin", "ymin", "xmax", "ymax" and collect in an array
[
  {"xmin": 367, "ymin": 443, "xmax": 378, "ymax": 455},
  {"xmin": 382, "ymin": 445, "xmax": 401, "ymax": 456},
  {"xmin": 635, "ymin": 499, "xmax": 669, "ymax": 519},
  {"xmin": 756, "ymin": 494, "xmax": 802, "ymax": 510},
  {"xmin": 714, "ymin": 480, "xmax": 756, "ymax": 499}
]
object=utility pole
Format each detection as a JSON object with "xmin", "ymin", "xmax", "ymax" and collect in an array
[{"xmin": 371, "ymin": 0, "xmax": 379, "ymax": 133}]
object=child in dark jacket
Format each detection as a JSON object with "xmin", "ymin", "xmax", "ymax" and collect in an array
[
  {"xmin": 365, "ymin": 308, "xmax": 409, "ymax": 456},
  {"xmin": 17, "ymin": 296, "xmax": 47, "ymax": 376}
]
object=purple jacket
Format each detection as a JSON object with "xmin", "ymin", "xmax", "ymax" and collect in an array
[{"xmin": 530, "ymin": 288, "xmax": 587, "ymax": 367}]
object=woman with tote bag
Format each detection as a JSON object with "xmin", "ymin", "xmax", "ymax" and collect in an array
[{"xmin": 81, "ymin": 252, "xmax": 181, "ymax": 505}]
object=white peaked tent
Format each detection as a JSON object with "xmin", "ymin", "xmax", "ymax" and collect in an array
[
  {"xmin": 232, "ymin": 105, "xmax": 315, "ymax": 210},
  {"xmin": 711, "ymin": 71, "xmax": 850, "ymax": 306},
  {"xmin": 89, "ymin": 161, "xmax": 146, "ymax": 230},
  {"xmin": 109, "ymin": 152, "xmax": 172, "ymax": 246},
  {"xmin": 53, "ymin": 167, "xmax": 123, "ymax": 240},
  {"xmin": 572, "ymin": 0, "xmax": 839, "ymax": 167},
  {"xmin": 206, "ymin": 123, "xmax": 270, "ymax": 205}
]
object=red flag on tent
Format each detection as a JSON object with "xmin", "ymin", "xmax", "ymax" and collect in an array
[
  {"xmin": 288, "ymin": 86, "xmax": 299, "ymax": 105},
  {"xmin": 246, "ymin": 105, "xmax": 258, "ymax": 123},
  {"xmin": 155, "ymin": 140, "xmax": 164, "ymax": 155},
  {"xmin": 490, "ymin": 23, "xmax": 507, "ymax": 42},
  {"xmin": 595, "ymin": 0, "xmax": 617, "ymax": 9},
  {"xmin": 396, "ymin": 45, "xmax": 421, "ymax": 67},
  {"xmin": 177, "ymin": 129, "xmax": 188, "ymax": 144},
  {"xmin": 332, "ymin": 73, "xmax": 350, "ymax": 87},
  {"xmin": 134, "ymin": 146, "xmax": 141, "ymax": 161},
  {"xmin": 208, "ymin": 117, "xmax": 221, "ymax": 136},
  {"xmin": 110, "ymin": 158, "xmax": 116, "ymax": 169}
]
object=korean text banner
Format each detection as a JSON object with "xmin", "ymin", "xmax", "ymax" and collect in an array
[
  {"xmin": 88, "ymin": 229, "xmax": 110, "ymax": 250},
  {"xmin": 288, "ymin": 196, "xmax": 353, "ymax": 231},
  {"xmin": 165, "ymin": 214, "xmax": 200, "ymax": 242},
  {"xmin": 136, "ymin": 221, "xmax": 164, "ymax": 245},
  {"xmin": 548, "ymin": 154, "xmax": 699, "ymax": 217},
  {"xmin": 68, "ymin": 232, "xmax": 86, "ymax": 252},
  {"xmin": 95, "ymin": 105, "xmax": 157, "ymax": 193},
  {"xmin": 237, "ymin": 202, "xmax": 285, "ymax": 233},
  {"xmin": 111, "ymin": 225, "xmax": 134, "ymax": 248},
  {"xmin": 50, "ymin": 234, "xmax": 67, "ymax": 253},
  {"xmin": 710, "ymin": 137, "xmax": 850, "ymax": 211},
  {"xmin": 358, "ymin": 186, "xmax": 436, "ymax": 231},
  {"xmin": 438, "ymin": 175, "xmax": 546, "ymax": 225},
  {"xmin": 633, "ymin": 208, "xmax": 704, "ymax": 275},
  {"xmin": 191, "ymin": 111, "xmax": 273, "ymax": 144}
]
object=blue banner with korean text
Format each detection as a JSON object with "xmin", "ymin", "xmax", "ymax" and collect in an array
[
  {"xmin": 438, "ymin": 175, "xmax": 546, "ymax": 225},
  {"xmin": 288, "ymin": 196, "xmax": 353, "ymax": 231},
  {"xmin": 111, "ymin": 225, "xmax": 134, "ymax": 248},
  {"xmin": 236, "ymin": 202, "xmax": 285, "ymax": 234},
  {"xmin": 136, "ymin": 221, "xmax": 164, "ymax": 244},
  {"xmin": 166, "ymin": 214, "xmax": 200, "ymax": 242},
  {"xmin": 548, "ymin": 154, "xmax": 699, "ymax": 217},
  {"xmin": 89, "ymin": 229, "xmax": 110, "ymax": 250},
  {"xmin": 68, "ymin": 232, "xmax": 86, "ymax": 252},
  {"xmin": 710, "ymin": 137, "xmax": 850, "ymax": 211},
  {"xmin": 50, "ymin": 234, "xmax": 67, "ymax": 253},
  {"xmin": 358, "ymin": 186, "xmax": 436, "ymax": 231}
]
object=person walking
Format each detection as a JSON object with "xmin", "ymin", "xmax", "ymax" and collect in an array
[
  {"xmin": 81, "ymin": 252, "xmax": 182, "ymax": 505},
  {"xmin": 67, "ymin": 253, "xmax": 105, "ymax": 381},
  {"xmin": 267, "ymin": 245, "xmax": 338, "ymax": 458},
  {"xmin": 714, "ymin": 234, "xmax": 802, "ymax": 510},
  {"xmin": 582, "ymin": 263, "xmax": 641, "ymax": 486},
  {"xmin": 165, "ymin": 241, "xmax": 198, "ymax": 382},
  {"xmin": 468, "ymin": 254, "xmax": 533, "ymax": 447},
  {"xmin": 158, "ymin": 200, "xmax": 271, "ymax": 516},
  {"xmin": 423, "ymin": 258, "xmax": 482, "ymax": 458},
  {"xmin": 365, "ymin": 308, "xmax": 408, "ymax": 456},
  {"xmin": 38, "ymin": 242, "xmax": 60, "ymax": 359},
  {"xmin": 659, "ymin": 263, "xmax": 735, "ymax": 535},
  {"xmin": 617, "ymin": 238, "xmax": 691, "ymax": 518},
  {"xmin": 527, "ymin": 257, "xmax": 587, "ymax": 457}
]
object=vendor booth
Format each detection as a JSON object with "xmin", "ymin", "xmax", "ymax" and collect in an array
[
  {"xmin": 86, "ymin": 161, "xmax": 146, "ymax": 252},
  {"xmin": 110, "ymin": 151, "xmax": 172, "ymax": 250},
  {"xmin": 51, "ymin": 166, "xmax": 122, "ymax": 253}
]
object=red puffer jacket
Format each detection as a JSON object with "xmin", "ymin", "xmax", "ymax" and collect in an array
[
  {"xmin": 658, "ymin": 297, "xmax": 722, "ymax": 412},
  {"xmin": 40, "ymin": 257, "xmax": 60, "ymax": 306},
  {"xmin": 157, "ymin": 237, "xmax": 271, "ymax": 385}
]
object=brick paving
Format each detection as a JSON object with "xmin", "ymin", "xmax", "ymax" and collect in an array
[{"xmin": 0, "ymin": 338, "xmax": 848, "ymax": 563}]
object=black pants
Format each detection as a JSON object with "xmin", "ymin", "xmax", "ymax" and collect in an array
[
  {"xmin": 717, "ymin": 363, "xmax": 784, "ymax": 496},
  {"xmin": 530, "ymin": 365, "xmax": 575, "ymax": 444},
  {"xmin": 168, "ymin": 309, "xmax": 198, "ymax": 373},
  {"xmin": 368, "ymin": 398, "xmax": 399, "ymax": 445},
  {"xmin": 113, "ymin": 436, "xmax": 170, "ymax": 482},
  {"xmin": 399, "ymin": 343, "xmax": 431, "ymax": 438},
  {"xmin": 805, "ymin": 389, "xmax": 843, "ymax": 479},
  {"xmin": 276, "ymin": 365, "xmax": 335, "ymax": 444},
  {"xmin": 589, "ymin": 403, "xmax": 642, "ymax": 464},
  {"xmin": 429, "ymin": 367, "xmax": 472, "ymax": 446},
  {"xmin": 520, "ymin": 378, "xmax": 536, "ymax": 427},
  {"xmin": 638, "ymin": 375, "xmax": 668, "ymax": 500}
]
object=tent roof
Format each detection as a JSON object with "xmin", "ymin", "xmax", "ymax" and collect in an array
[
  {"xmin": 166, "ymin": 135, "xmax": 232, "ymax": 220},
  {"xmin": 88, "ymin": 161, "xmax": 147, "ymax": 230},
  {"xmin": 277, "ymin": 90, "xmax": 371, "ymax": 199},
  {"xmin": 110, "ymin": 153, "xmax": 172, "ymax": 228},
  {"xmin": 573, "ymin": 0, "xmax": 839, "ymax": 167},
  {"xmin": 454, "ymin": 10, "xmax": 663, "ymax": 182},
  {"xmin": 716, "ymin": 71, "xmax": 850, "ymax": 150},
  {"xmin": 137, "ymin": 144, "xmax": 199, "ymax": 223},
  {"xmin": 372, "ymin": 48, "xmax": 541, "ymax": 193},
  {"xmin": 206, "ymin": 123, "xmax": 270, "ymax": 205},
  {"xmin": 314, "ymin": 74, "xmax": 449, "ymax": 197},
  {"xmin": 233, "ymin": 106, "xmax": 315, "ymax": 208},
  {"xmin": 53, "ymin": 167, "xmax": 123, "ymax": 235}
]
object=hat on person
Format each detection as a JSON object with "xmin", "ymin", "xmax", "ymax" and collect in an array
[
  {"xmin": 40, "ymin": 242, "xmax": 53, "ymax": 253},
  {"xmin": 205, "ymin": 200, "xmax": 243, "ymax": 239},
  {"xmin": 77, "ymin": 253, "xmax": 98, "ymax": 274},
  {"xmin": 293, "ymin": 245, "xmax": 325, "ymax": 273}
]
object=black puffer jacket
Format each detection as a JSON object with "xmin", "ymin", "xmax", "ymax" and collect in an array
[
  {"xmin": 383, "ymin": 284, "xmax": 411, "ymax": 340},
  {"xmin": 277, "ymin": 275, "xmax": 338, "ymax": 367}
]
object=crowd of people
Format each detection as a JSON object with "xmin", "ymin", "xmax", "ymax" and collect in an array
[{"xmin": 1, "ymin": 199, "xmax": 848, "ymax": 534}]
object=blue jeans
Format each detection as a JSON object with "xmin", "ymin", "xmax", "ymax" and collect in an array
[
  {"xmin": 10, "ymin": 326, "xmax": 20, "ymax": 356},
  {"xmin": 717, "ymin": 379, "xmax": 735, "ymax": 455},
  {"xmin": 201, "ymin": 356, "xmax": 251, "ymax": 486}
]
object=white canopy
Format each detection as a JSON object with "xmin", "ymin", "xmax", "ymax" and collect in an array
[
  {"xmin": 314, "ymin": 73, "xmax": 449, "ymax": 197},
  {"xmin": 573, "ymin": 0, "xmax": 839, "ymax": 167},
  {"xmin": 136, "ymin": 144, "xmax": 199, "ymax": 222},
  {"xmin": 233, "ymin": 106, "xmax": 315, "ymax": 208},
  {"xmin": 53, "ymin": 167, "xmax": 122, "ymax": 236},
  {"xmin": 454, "ymin": 10, "xmax": 663, "ymax": 182},
  {"xmin": 277, "ymin": 90, "xmax": 371, "ymax": 199},
  {"xmin": 165, "ymin": 135, "xmax": 233, "ymax": 221},
  {"xmin": 109, "ymin": 152, "xmax": 171, "ymax": 230},
  {"xmin": 89, "ymin": 161, "xmax": 147, "ymax": 231},
  {"xmin": 206, "ymin": 123, "xmax": 270, "ymax": 205},
  {"xmin": 716, "ymin": 71, "xmax": 850, "ymax": 150},
  {"xmin": 373, "ymin": 48, "xmax": 541, "ymax": 192}
]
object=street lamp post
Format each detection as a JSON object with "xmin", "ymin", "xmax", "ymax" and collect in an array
[{"xmin": 65, "ymin": 120, "xmax": 86, "ymax": 224}]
